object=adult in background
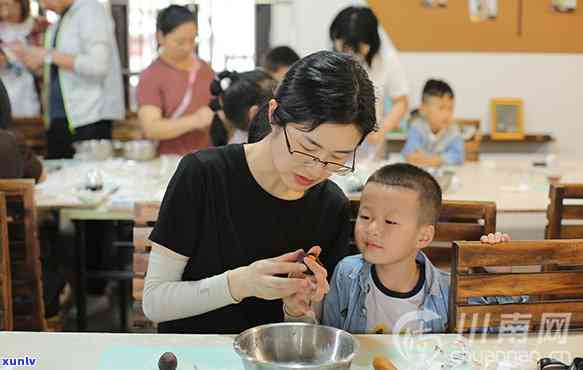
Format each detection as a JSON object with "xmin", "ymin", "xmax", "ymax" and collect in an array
[
  {"xmin": 13, "ymin": 0, "xmax": 125, "ymax": 159},
  {"xmin": 330, "ymin": 6, "xmax": 409, "ymax": 161},
  {"xmin": 0, "ymin": 0, "xmax": 49, "ymax": 117},
  {"xmin": 137, "ymin": 5, "xmax": 214, "ymax": 156}
]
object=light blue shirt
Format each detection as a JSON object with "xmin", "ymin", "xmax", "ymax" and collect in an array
[{"xmin": 402, "ymin": 117, "xmax": 465, "ymax": 165}]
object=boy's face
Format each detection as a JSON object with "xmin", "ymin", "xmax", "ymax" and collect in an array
[
  {"xmin": 420, "ymin": 95, "xmax": 454, "ymax": 133},
  {"xmin": 355, "ymin": 183, "xmax": 434, "ymax": 266}
]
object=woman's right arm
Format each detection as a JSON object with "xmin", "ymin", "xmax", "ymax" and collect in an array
[
  {"xmin": 142, "ymin": 243, "xmax": 238, "ymax": 323},
  {"xmin": 138, "ymin": 105, "xmax": 213, "ymax": 141},
  {"xmin": 143, "ymin": 243, "xmax": 310, "ymax": 323}
]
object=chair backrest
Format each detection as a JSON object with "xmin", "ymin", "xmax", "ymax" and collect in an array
[
  {"xmin": 349, "ymin": 198, "xmax": 497, "ymax": 267},
  {"xmin": 132, "ymin": 201, "xmax": 160, "ymax": 331},
  {"xmin": 10, "ymin": 117, "xmax": 47, "ymax": 157},
  {"xmin": 449, "ymin": 239, "xmax": 583, "ymax": 333},
  {"xmin": 0, "ymin": 180, "xmax": 46, "ymax": 331},
  {"xmin": 458, "ymin": 119, "xmax": 481, "ymax": 162},
  {"xmin": 0, "ymin": 193, "xmax": 13, "ymax": 331},
  {"xmin": 546, "ymin": 183, "xmax": 583, "ymax": 239}
]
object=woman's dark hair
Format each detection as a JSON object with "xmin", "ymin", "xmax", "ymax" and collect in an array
[
  {"xmin": 0, "ymin": 79, "xmax": 12, "ymax": 130},
  {"xmin": 209, "ymin": 70, "xmax": 275, "ymax": 146},
  {"xmin": 156, "ymin": 5, "xmax": 196, "ymax": 36},
  {"xmin": 329, "ymin": 6, "xmax": 380, "ymax": 67},
  {"xmin": 248, "ymin": 50, "xmax": 376, "ymax": 144},
  {"xmin": 262, "ymin": 46, "xmax": 300, "ymax": 73}
]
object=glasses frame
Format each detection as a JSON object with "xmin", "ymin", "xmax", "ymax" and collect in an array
[{"xmin": 282, "ymin": 125, "xmax": 356, "ymax": 175}]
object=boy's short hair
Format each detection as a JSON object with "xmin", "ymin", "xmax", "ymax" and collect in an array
[
  {"xmin": 422, "ymin": 79, "xmax": 454, "ymax": 103},
  {"xmin": 366, "ymin": 163, "xmax": 442, "ymax": 225},
  {"xmin": 262, "ymin": 46, "xmax": 300, "ymax": 73}
]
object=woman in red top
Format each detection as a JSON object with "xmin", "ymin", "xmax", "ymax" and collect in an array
[{"xmin": 137, "ymin": 5, "xmax": 214, "ymax": 155}]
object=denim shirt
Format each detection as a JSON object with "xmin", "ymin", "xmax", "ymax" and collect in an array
[{"xmin": 321, "ymin": 252, "xmax": 450, "ymax": 334}]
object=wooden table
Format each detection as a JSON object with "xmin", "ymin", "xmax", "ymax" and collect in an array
[{"xmin": 0, "ymin": 331, "xmax": 581, "ymax": 370}]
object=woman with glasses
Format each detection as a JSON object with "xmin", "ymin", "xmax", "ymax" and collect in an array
[
  {"xmin": 143, "ymin": 50, "xmax": 376, "ymax": 334},
  {"xmin": 137, "ymin": 5, "xmax": 214, "ymax": 155}
]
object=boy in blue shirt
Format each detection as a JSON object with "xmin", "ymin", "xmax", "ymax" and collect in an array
[
  {"xmin": 402, "ymin": 79, "xmax": 464, "ymax": 166},
  {"xmin": 284, "ymin": 163, "xmax": 513, "ymax": 334}
]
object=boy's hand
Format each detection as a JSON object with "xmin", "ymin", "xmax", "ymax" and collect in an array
[
  {"xmin": 480, "ymin": 232, "xmax": 512, "ymax": 273},
  {"xmin": 480, "ymin": 232, "xmax": 511, "ymax": 244},
  {"xmin": 284, "ymin": 246, "xmax": 329, "ymax": 317}
]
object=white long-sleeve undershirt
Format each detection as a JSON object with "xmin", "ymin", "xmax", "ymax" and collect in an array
[{"xmin": 142, "ymin": 243, "xmax": 238, "ymax": 323}]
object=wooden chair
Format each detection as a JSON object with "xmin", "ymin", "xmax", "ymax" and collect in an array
[
  {"xmin": 0, "ymin": 193, "xmax": 13, "ymax": 331},
  {"xmin": 449, "ymin": 239, "xmax": 583, "ymax": 333},
  {"xmin": 0, "ymin": 180, "xmax": 46, "ymax": 331},
  {"xmin": 458, "ymin": 119, "xmax": 481, "ymax": 162},
  {"xmin": 546, "ymin": 183, "xmax": 583, "ymax": 239},
  {"xmin": 10, "ymin": 117, "xmax": 47, "ymax": 157},
  {"xmin": 131, "ymin": 201, "xmax": 160, "ymax": 332},
  {"xmin": 348, "ymin": 198, "xmax": 497, "ymax": 269}
]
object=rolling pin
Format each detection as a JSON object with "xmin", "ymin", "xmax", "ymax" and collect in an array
[{"xmin": 372, "ymin": 355, "xmax": 398, "ymax": 370}]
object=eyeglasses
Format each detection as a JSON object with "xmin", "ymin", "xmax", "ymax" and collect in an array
[{"xmin": 283, "ymin": 125, "xmax": 356, "ymax": 176}]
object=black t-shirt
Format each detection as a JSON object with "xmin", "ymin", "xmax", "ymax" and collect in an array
[{"xmin": 149, "ymin": 144, "xmax": 352, "ymax": 334}]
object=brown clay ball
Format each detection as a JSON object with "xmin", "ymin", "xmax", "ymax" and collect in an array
[{"xmin": 158, "ymin": 352, "xmax": 178, "ymax": 370}]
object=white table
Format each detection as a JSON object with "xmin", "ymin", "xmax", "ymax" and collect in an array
[{"xmin": 0, "ymin": 331, "xmax": 582, "ymax": 370}]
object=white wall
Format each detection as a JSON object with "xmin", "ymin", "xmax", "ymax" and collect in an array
[{"xmin": 270, "ymin": 0, "xmax": 583, "ymax": 158}]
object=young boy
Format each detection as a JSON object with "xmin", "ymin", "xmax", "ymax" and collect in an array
[
  {"xmin": 402, "ymin": 79, "xmax": 464, "ymax": 167},
  {"xmin": 283, "ymin": 163, "xmax": 513, "ymax": 334},
  {"xmin": 262, "ymin": 46, "xmax": 300, "ymax": 82}
]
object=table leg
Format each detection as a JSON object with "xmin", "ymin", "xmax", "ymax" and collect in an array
[{"xmin": 74, "ymin": 220, "xmax": 87, "ymax": 331}]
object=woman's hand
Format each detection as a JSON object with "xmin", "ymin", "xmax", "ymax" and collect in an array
[
  {"xmin": 283, "ymin": 246, "xmax": 330, "ymax": 317},
  {"xmin": 228, "ymin": 249, "xmax": 311, "ymax": 302}
]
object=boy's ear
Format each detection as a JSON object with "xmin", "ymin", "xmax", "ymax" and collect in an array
[{"xmin": 417, "ymin": 224, "xmax": 435, "ymax": 250}]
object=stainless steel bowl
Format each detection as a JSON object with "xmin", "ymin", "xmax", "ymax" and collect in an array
[
  {"xmin": 233, "ymin": 323, "xmax": 359, "ymax": 370},
  {"xmin": 73, "ymin": 139, "xmax": 113, "ymax": 161},
  {"xmin": 121, "ymin": 140, "xmax": 158, "ymax": 161}
]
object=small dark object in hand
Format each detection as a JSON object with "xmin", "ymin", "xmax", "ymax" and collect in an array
[
  {"xmin": 296, "ymin": 250, "xmax": 324, "ymax": 275},
  {"xmin": 158, "ymin": 352, "xmax": 178, "ymax": 370},
  {"xmin": 85, "ymin": 184, "xmax": 103, "ymax": 191}
]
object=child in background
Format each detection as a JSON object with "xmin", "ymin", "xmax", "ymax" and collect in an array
[
  {"xmin": 261, "ymin": 46, "xmax": 300, "ymax": 82},
  {"xmin": 283, "ymin": 163, "xmax": 516, "ymax": 334},
  {"xmin": 402, "ymin": 79, "xmax": 464, "ymax": 166},
  {"xmin": 209, "ymin": 70, "xmax": 275, "ymax": 146}
]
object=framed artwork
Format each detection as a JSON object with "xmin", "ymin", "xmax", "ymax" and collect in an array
[
  {"xmin": 490, "ymin": 98, "xmax": 524, "ymax": 140},
  {"xmin": 551, "ymin": 0, "xmax": 577, "ymax": 12},
  {"xmin": 468, "ymin": 0, "xmax": 498, "ymax": 22}
]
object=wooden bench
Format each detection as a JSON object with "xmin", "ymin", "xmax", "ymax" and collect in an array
[
  {"xmin": 131, "ymin": 201, "xmax": 160, "ymax": 332},
  {"xmin": 0, "ymin": 180, "xmax": 46, "ymax": 331},
  {"xmin": 0, "ymin": 193, "xmax": 13, "ymax": 331},
  {"xmin": 449, "ymin": 239, "xmax": 583, "ymax": 333}
]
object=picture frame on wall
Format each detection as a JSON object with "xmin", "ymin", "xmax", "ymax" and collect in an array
[
  {"xmin": 551, "ymin": 0, "xmax": 577, "ymax": 12},
  {"xmin": 490, "ymin": 98, "xmax": 524, "ymax": 140}
]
